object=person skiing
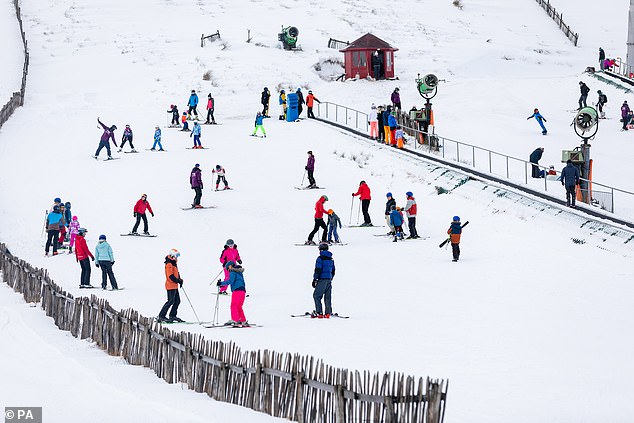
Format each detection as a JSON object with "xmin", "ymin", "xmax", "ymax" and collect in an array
[
  {"xmin": 216, "ymin": 260, "xmax": 248, "ymax": 326},
  {"xmin": 213, "ymin": 164, "xmax": 230, "ymax": 190},
  {"xmin": 181, "ymin": 111, "xmax": 190, "ymax": 131},
  {"xmin": 306, "ymin": 90, "xmax": 321, "ymax": 118},
  {"xmin": 391, "ymin": 88, "xmax": 401, "ymax": 111},
  {"xmin": 279, "ymin": 89, "xmax": 287, "ymax": 120},
  {"xmin": 599, "ymin": 47, "xmax": 606, "ymax": 70},
  {"xmin": 94, "ymin": 118, "xmax": 118, "ymax": 159},
  {"xmin": 306, "ymin": 195, "xmax": 328, "ymax": 245},
  {"xmin": 63, "ymin": 201, "xmax": 73, "ymax": 240},
  {"xmin": 305, "ymin": 150, "xmax": 317, "ymax": 188},
  {"xmin": 190, "ymin": 163, "xmax": 203, "ymax": 208},
  {"xmin": 326, "ymin": 209, "xmax": 342, "ymax": 244},
  {"xmin": 377, "ymin": 105, "xmax": 385, "ymax": 142},
  {"xmin": 218, "ymin": 239, "xmax": 242, "ymax": 295},
  {"xmin": 261, "ymin": 87, "xmax": 271, "ymax": 117},
  {"xmin": 384, "ymin": 192, "xmax": 396, "ymax": 234},
  {"xmin": 94, "ymin": 234, "xmax": 118, "ymax": 290},
  {"xmin": 151, "ymin": 126, "xmax": 164, "ymax": 151},
  {"xmin": 75, "ymin": 227, "xmax": 94, "ymax": 288},
  {"xmin": 527, "ymin": 108, "xmax": 547, "ymax": 135},
  {"xmin": 311, "ymin": 242, "xmax": 335, "ymax": 318},
  {"xmin": 621, "ymin": 100, "xmax": 631, "ymax": 131},
  {"xmin": 190, "ymin": 121, "xmax": 202, "ymax": 148},
  {"xmin": 296, "ymin": 88, "xmax": 305, "ymax": 117},
  {"xmin": 131, "ymin": 194, "xmax": 154, "ymax": 235},
  {"xmin": 560, "ymin": 159, "xmax": 580, "ymax": 207},
  {"xmin": 404, "ymin": 192, "xmax": 419, "ymax": 239},
  {"xmin": 119, "ymin": 124, "xmax": 136, "ymax": 152},
  {"xmin": 167, "ymin": 104, "xmax": 180, "ymax": 126},
  {"xmin": 578, "ymin": 81, "xmax": 590, "ymax": 109},
  {"xmin": 597, "ymin": 90, "xmax": 607, "ymax": 119},
  {"xmin": 50, "ymin": 197, "xmax": 62, "ymax": 212},
  {"xmin": 45, "ymin": 205, "xmax": 65, "ymax": 256},
  {"xmin": 368, "ymin": 104, "xmax": 378, "ymax": 140},
  {"xmin": 158, "ymin": 249, "xmax": 184, "ymax": 323},
  {"xmin": 352, "ymin": 180, "xmax": 372, "ymax": 226},
  {"xmin": 382, "ymin": 106, "xmax": 392, "ymax": 145},
  {"xmin": 529, "ymin": 147, "xmax": 544, "ymax": 178},
  {"xmin": 187, "ymin": 89, "xmax": 199, "ymax": 118},
  {"xmin": 389, "ymin": 205, "xmax": 405, "ymax": 242},
  {"xmin": 252, "ymin": 111, "xmax": 267, "ymax": 137},
  {"xmin": 206, "ymin": 94, "xmax": 216, "ymax": 124},
  {"xmin": 68, "ymin": 215, "xmax": 81, "ymax": 253},
  {"xmin": 57, "ymin": 204, "xmax": 68, "ymax": 247},
  {"xmin": 447, "ymin": 216, "xmax": 463, "ymax": 262}
]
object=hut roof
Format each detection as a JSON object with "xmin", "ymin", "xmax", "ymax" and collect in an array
[{"xmin": 339, "ymin": 33, "xmax": 398, "ymax": 52}]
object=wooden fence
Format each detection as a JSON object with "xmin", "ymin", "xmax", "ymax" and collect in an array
[
  {"xmin": 534, "ymin": 0, "xmax": 579, "ymax": 46},
  {"xmin": 0, "ymin": 243, "xmax": 448, "ymax": 422},
  {"xmin": 328, "ymin": 38, "xmax": 350, "ymax": 50},
  {"xmin": 0, "ymin": 0, "xmax": 30, "ymax": 130}
]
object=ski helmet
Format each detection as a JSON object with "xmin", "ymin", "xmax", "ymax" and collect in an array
[
  {"xmin": 226, "ymin": 239, "xmax": 235, "ymax": 246},
  {"xmin": 318, "ymin": 242, "xmax": 329, "ymax": 251},
  {"xmin": 168, "ymin": 248, "xmax": 180, "ymax": 258},
  {"xmin": 54, "ymin": 197, "xmax": 61, "ymax": 203},
  {"xmin": 307, "ymin": 150, "xmax": 313, "ymax": 155},
  {"xmin": 53, "ymin": 205, "xmax": 60, "ymax": 212},
  {"xmin": 195, "ymin": 163, "xmax": 200, "ymax": 167},
  {"xmin": 110, "ymin": 125, "xmax": 117, "ymax": 131},
  {"xmin": 65, "ymin": 201, "xmax": 71, "ymax": 207},
  {"xmin": 99, "ymin": 234, "xmax": 107, "ymax": 240},
  {"xmin": 386, "ymin": 192, "xmax": 392, "ymax": 198},
  {"xmin": 452, "ymin": 216, "xmax": 460, "ymax": 222},
  {"xmin": 406, "ymin": 191, "xmax": 413, "ymax": 197},
  {"xmin": 216, "ymin": 164, "xmax": 221, "ymax": 169},
  {"xmin": 327, "ymin": 209, "xmax": 333, "ymax": 215},
  {"xmin": 321, "ymin": 195, "xmax": 328, "ymax": 201},
  {"xmin": 72, "ymin": 216, "xmax": 78, "ymax": 221}
]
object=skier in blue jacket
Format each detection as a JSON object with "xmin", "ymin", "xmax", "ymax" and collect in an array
[
  {"xmin": 252, "ymin": 112, "xmax": 267, "ymax": 137},
  {"xmin": 312, "ymin": 243, "xmax": 335, "ymax": 318},
  {"xmin": 187, "ymin": 90, "xmax": 199, "ymax": 118},
  {"xmin": 151, "ymin": 126, "xmax": 163, "ymax": 151},
  {"xmin": 389, "ymin": 205, "xmax": 405, "ymax": 242},
  {"xmin": 190, "ymin": 122, "xmax": 202, "ymax": 148},
  {"xmin": 527, "ymin": 108, "xmax": 547, "ymax": 135}
]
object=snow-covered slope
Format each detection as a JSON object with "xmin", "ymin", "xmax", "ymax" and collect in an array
[
  {"xmin": 1, "ymin": 1, "xmax": 633, "ymax": 422},
  {"xmin": 0, "ymin": 0, "xmax": 24, "ymax": 100}
]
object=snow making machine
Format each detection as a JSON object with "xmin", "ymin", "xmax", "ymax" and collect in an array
[{"xmin": 278, "ymin": 25, "xmax": 299, "ymax": 50}]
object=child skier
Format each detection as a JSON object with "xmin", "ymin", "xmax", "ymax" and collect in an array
[
  {"xmin": 94, "ymin": 118, "xmax": 118, "ymax": 159},
  {"xmin": 188, "ymin": 89, "xmax": 199, "ymax": 118},
  {"xmin": 167, "ymin": 105, "xmax": 180, "ymax": 126},
  {"xmin": 385, "ymin": 192, "xmax": 396, "ymax": 234},
  {"xmin": 158, "ymin": 249, "xmax": 184, "ymax": 323},
  {"xmin": 447, "ymin": 216, "xmax": 463, "ymax": 262},
  {"xmin": 217, "ymin": 261, "xmax": 248, "ymax": 327},
  {"xmin": 252, "ymin": 111, "xmax": 267, "ymax": 137},
  {"xmin": 404, "ymin": 192, "xmax": 419, "ymax": 239},
  {"xmin": 597, "ymin": 90, "xmax": 607, "ymax": 119},
  {"xmin": 181, "ymin": 111, "xmax": 190, "ymax": 131},
  {"xmin": 394, "ymin": 125, "xmax": 406, "ymax": 149},
  {"xmin": 527, "ymin": 108, "xmax": 548, "ymax": 135},
  {"xmin": 94, "ymin": 234, "xmax": 118, "ymax": 290},
  {"xmin": 213, "ymin": 165, "xmax": 230, "ymax": 190},
  {"xmin": 389, "ymin": 205, "xmax": 405, "ymax": 242},
  {"xmin": 218, "ymin": 239, "xmax": 242, "ymax": 295},
  {"xmin": 311, "ymin": 242, "xmax": 335, "ymax": 318},
  {"xmin": 75, "ymin": 227, "xmax": 94, "ymax": 288},
  {"xmin": 151, "ymin": 126, "xmax": 164, "ymax": 151},
  {"xmin": 131, "ymin": 194, "xmax": 154, "ymax": 235},
  {"xmin": 119, "ymin": 124, "xmax": 136, "ymax": 152},
  {"xmin": 190, "ymin": 121, "xmax": 202, "ymax": 148},
  {"xmin": 326, "ymin": 209, "xmax": 342, "ymax": 244},
  {"xmin": 206, "ymin": 94, "xmax": 216, "ymax": 124},
  {"xmin": 68, "ymin": 216, "xmax": 81, "ymax": 253}
]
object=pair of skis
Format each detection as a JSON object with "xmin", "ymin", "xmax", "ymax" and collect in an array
[
  {"xmin": 290, "ymin": 312, "xmax": 350, "ymax": 319},
  {"xmin": 438, "ymin": 221, "xmax": 469, "ymax": 248}
]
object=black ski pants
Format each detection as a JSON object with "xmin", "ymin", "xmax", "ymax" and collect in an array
[
  {"xmin": 99, "ymin": 261, "xmax": 118, "ymax": 289},
  {"xmin": 206, "ymin": 109, "xmax": 215, "ymax": 124},
  {"xmin": 188, "ymin": 105, "xmax": 198, "ymax": 116},
  {"xmin": 95, "ymin": 140, "xmax": 112, "ymax": 157},
  {"xmin": 565, "ymin": 184, "xmax": 576, "ymax": 206},
  {"xmin": 45, "ymin": 229, "xmax": 59, "ymax": 254},
  {"xmin": 308, "ymin": 218, "xmax": 327, "ymax": 242},
  {"xmin": 451, "ymin": 243, "xmax": 460, "ymax": 261},
  {"xmin": 132, "ymin": 213, "xmax": 148, "ymax": 233},
  {"xmin": 215, "ymin": 175, "xmax": 228, "ymax": 188},
  {"xmin": 407, "ymin": 217, "xmax": 418, "ymax": 238},
  {"xmin": 313, "ymin": 278, "xmax": 332, "ymax": 315},
  {"xmin": 193, "ymin": 187, "xmax": 202, "ymax": 206},
  {"xmin": 298, "ymin": 103, "xmax": 303, "ymax": 117},
  {"xmin": 171, "ymin": 114, "xmax": 179, "ymax": 125},
  {"xmin": 578, "ymin": 94, "xmax": 588, "ymax": 109},
  {"xmin": 121, "ymin": 135, "xmax": 134, "ymax": 149},
  {"xmin": 262, "ymin": 102, "xmax": 269, "ymax": 116},
  {"xmin": 307, "ymin": 107, "xmax": 315, "ymax": 118},
  {"xmin": 307, "ymin": 169, "xmax": 315, "ymax": 186},
  {"xmin": 530, "ymin": 162, "xmax": 540, "ymax": 178},
  {"xmin": 159, "ymin": 289, "xmax": 181, "ymax": 319},
  {"xmin": 79, "ymin": 258, "xmax": 92, "ymax": 286},
  {"xmin": 378, "ymin": 123, "xmax": 385, "ymax": 142},
  {"xmin": 361, "ymin": 199, "xmax": 371, "ymax": 224}
]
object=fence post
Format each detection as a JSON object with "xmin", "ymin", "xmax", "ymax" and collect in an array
[
  {"xmin": 426, "ymin": 379, "xmax": 443, "ymax": 423},
  {"xmin": 294, "ymin": 371, "xmax": 305, "ymax": 423},
  {"xmin": 334, "ymin": 384, "xmax": 345, "ymax": 423}
]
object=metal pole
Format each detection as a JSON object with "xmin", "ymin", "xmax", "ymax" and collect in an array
[
  {"xmin": 456, "ymin": 143, "xmax": 460, "ymax": 163},
  {"xmin": 208, "ymin": 268, "xmax": 225, "ymax": 285},
  {"xmin": 348, "ymin": 196, "xmax": 354, "ymax": 225},
  {"xmin": 525, "ymin": 162, "xmax": 528, "ymax": 185},
  {"xmin": 472, "ymin": 146, "xmax": 475, "ymax": 168},
  {"xmin": 212, "ymin": 286, "xmax": 221, "ymax": 326},
  {"xmin": 490, "ymin": 151, "xmax": 492, "ymax": 174},
  {"xmin": 627, "ymin": 0, "xmax": 634, "ymax": 71},
  {"xmin": 301, "ymin": 170, "xmax": 306, "ymax": 187},
  {"xmin": 506, "ymin": 156, "xmax": 509, "ymax": 178},
  {"xmin": 612, "ymin": 188, "xmax": 615, "ymax": 212},
  {"xmin": 181, "ymin": 286, "xmax": 201, "ymax": 324}
]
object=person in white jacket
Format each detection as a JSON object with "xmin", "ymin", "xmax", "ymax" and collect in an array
[{"xmin": 368, "ymin": 103, "xmax": 378, "ymax": 140}]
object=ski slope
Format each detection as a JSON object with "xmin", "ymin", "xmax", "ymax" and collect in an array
[
  {"xmin": 1, "ymin": 1, "xmax": 633, "ymax": 422},
  {"xmin": 0, "ymin": 0, "xmax": 23, "ymax": 100}
]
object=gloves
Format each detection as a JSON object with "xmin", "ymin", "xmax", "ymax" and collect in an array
[
  {"xmin": 95, "ymin": 263, "xmax": 100, "ymax": 268},
  {"xmin": 237, "ymin": 259, "xmax": 242, "ymax": 264},
  {"xmin": 305, "ymin": 166, "xmax": 308, "ymax": 170},
  {"xmin": 216, "ymin": 280, "xmax": 222, "ymax": 287},
  {"xmin": 151, "ymin": 212, "xmax": 154, "ymax": 217},
  {"xmin": 312, "ymin": 279, "xmax": 318, "ymax": 288},
  {"xmin": 91, "ymin": 257, "xmax": 95, "ymax": 261},
  {"xmin": 351, "ymin": 193, "xmax": 355, "ymax": 196},
  {"xmin": 134, "ymin": 212, "xmax": 137, "ymax": 217},
  {"xmin": 111, "ymin": 261, "xmax": 115, "ymax": 265},
  {"xmin": 543, "ymin": 119, "xmax": 547, "ymax": 122},
  {"xmin": 178, "ymin": 278, "xmax": 183, "ymax": 287}
]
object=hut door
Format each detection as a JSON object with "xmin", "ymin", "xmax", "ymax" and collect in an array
[{"xmin": 384, "ymin": 51, "xmax": 392, "ymax": 76}]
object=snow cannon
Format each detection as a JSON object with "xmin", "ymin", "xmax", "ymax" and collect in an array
[
  {"xmin": 573, "ymin": 106, "xmax": 598, "ymax": 139},
  {"xmin": 416, "ymin": 73, "xmax": 438, "ymax": 99},
  {"xmin": 278, "ymin": 26, "xmax": 299, "ymax": 50}
]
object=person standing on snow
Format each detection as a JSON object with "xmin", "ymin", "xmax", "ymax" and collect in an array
[
  {"xmin": 352, "ymin": 180, "xmax": 372, "ymax": 226},
  {"xmin": 621, "ymin": 100, "xmax": 631, "ymax": 131},
  {"xmin": 391, "ymin": 88, "xmax": 401, "ymax": 111},
  {"xmin": 368, "ymin": 104, "xmax": 379, "ymax": 140},
  {"xmin": 384, "ymin": 192, "xmax": 396, "ymax": 234},
  {"xmin": 167, "ymin": 105, "xmax": 180, "ymax": 126},
  {"xmin": 94, "ymin": 118, "xmax": 118, "ymax": 159},
  {"xmin": 45, "ymin": 205, "xmax": 65, "ymax": 256},
  {"xmin": 529, "ymin": 147, "xmax": 545, "ymax": 178},
  {"xmin": 151, "ymin": 126, "xmax": 164, "ymax": 151},
  {"xmin": 206, "ymin": 93, "xmax": 216, "ymax": 124},
  {"xmin": 389, "ymin": 205, "xmax": 405, "ymax": 242},
  {"xmin": 599, "ymin": 47, "xmax": 605, "ymax": 70},
  {"xmin": 527, "ymin": 108, "xmax": 547, "ymax": 135},
  {"xmin": 217, "ymin": 260, "xmax": 249, "ymax": 326},
  {"xmin": 181, "ymin": 111, "xmax": 190, "ymax": 131},
  {"xmin": 311, "ymin": 242, "xmax": 335, "ymax": 318},
  {"xmin": 306, "ymin": 90, "xmax": 321, "ymax": 118},
  {"xmin": 279, "ymin": 89, "xmax": 287, "ymax": 120},
  {"xmin": 578, "ymin": 81, "xmax": 590, "ymax": 109},
  {"xmin": 190, "ymin": 163, "xmax": 204, "ymax": 208},
  {"xmin": 94, "ymin": 234, "xmax": 118, "ymax": 290},
  {"xmin": 387, "ymin": 111, "xmax": 398, "ymax": 146},
  {"xmin": 377, "ymin": 105, "xmax": 385, "ymax": 142},
  {"xmin": 326, "ymin": 209, "xmax": 342, "ymax": 244},
  {"xmin": 158, "ymin": 249, "xmax": 184, "ymax": 323},
  {"xmin": 68, "ymin": 216, "xmax": 81, "ymax": 253},
  {"xmin": 188, "ymin": 90, "xmax": 199, "ymax": 118},
  {"xmin": 404, "ymin": 192, "xmax": 419, "ymax": 239},
  {"xmin": 119, "ymin": 124, "xmax": 136, "ymax": 152},
  {"xmin": 252, "ymin": 111, "xmax": 267, "ymax": 137},
  {"xmin": 261, "ymin": 87, "xmax": 271, "ymax": 117},
  {"xmin": 296, "ymin": 88, "xmax": 305, "ymax": 117},
  {"xmin": 190, "ymin": 121, "xmax": 203, "ymax": 148},
  {"xmin": 213, "ymin": 164, "xmax": 230, "ymax": 190},
  {"xmin": 130, "ymin": 194, "xmax": 154, "ymax": 235},
  {"xmin": 75, "ymin": 227, "xmax": 94, "ymax": 288},
  {"xmin": 305, "ymin": 150, "xmax": 317, "ymax": 188},
  {"xmin": 447, "ymin": 216, "xmax": 463, "ymax": 262},
  {"xmin": 560, "ymin": 159, "xmax": 580, "ymax": 207},
  {"xmin": 218, "ymin": 239, "xmax": 242, "ymax": 295},
  {"xmin": 306, "ymin": 195, "xmax": 329, "ymax": 245},
  {"xmin": 597, "ymin": 90, "xmax": 607, "ymax": 119},
  {"xmin": 382, "ymin": 106, "xmax": 392, "ymax": 145}
]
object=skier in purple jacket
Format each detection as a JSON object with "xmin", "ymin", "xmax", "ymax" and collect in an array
[
  {"xmin": 305, "ymin": 150, "xmax": 317, "ymax": 188},
  {"xmin": 391, "ymin": 88, "xmax": 401, "ymax": 111},
  {"xmin": 94, "ymin": 118, "xmax": 118, "ymax": 159},
  {"xmin": 190, "ymin": 164, "xmax": 204, "ymax": 208}
]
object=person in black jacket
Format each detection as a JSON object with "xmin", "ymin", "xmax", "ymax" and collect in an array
[
  {"xmin": 529, "ymin": 147, "xmax": 544, "ymax": 178},
  {"xmin": 377, "ymin": 106, "xmax": 385, "ymax": 142},
  {"xmin": 578, "ymin": 81, "xmax": 590, "ymax": 109},
  {"xmin": 385, "ymin": 192, "xmax": 396, "ymax": 234},
  {"xmin": 561, "ymin": 160, "xmax": 580, "ymax": 207},
  {"xmin": 599, "ymin": 47, "xmax": 605, "ymax": 70},
  {"xmin": 261, "ymin": 88, "xmax": 271, "ymax": 117},
  {"xmin": 167, "ymin": 105, "xmax": 179, "ymax": 126},
  {"xmin": 296, "ymin": 88, "xmax": 305, "ymax": 117}
]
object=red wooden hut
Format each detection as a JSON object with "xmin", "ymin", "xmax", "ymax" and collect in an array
[{"xmin": 340, "ymin": 33, "xmax": 398, "ymax": 80}]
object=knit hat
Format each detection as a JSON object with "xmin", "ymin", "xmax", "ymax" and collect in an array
[{"xmin": 99, "ymin": 234, "xmax": 107, "ymax": 240}]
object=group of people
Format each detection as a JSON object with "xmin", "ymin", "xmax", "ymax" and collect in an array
[
  {"xmin": 189, "ymin": 163, "xmax": 231, "ymax": 208},
  {"xmin": 368, "ymin": 103, "xmax": 407, "ymax": 149}
]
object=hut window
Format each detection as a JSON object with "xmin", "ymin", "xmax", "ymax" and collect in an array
[
  {"xmin": 352, "ymin": 51, "xmax": 366, "ymax": 67},
  {"xmin": 386, "ymin": 51, "xmax": 392, "ymax": 68}
]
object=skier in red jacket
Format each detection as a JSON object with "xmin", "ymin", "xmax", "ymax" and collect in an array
[
  {"xmin": 130, "ymin": 194, "xmax": 154, "ymax": 235},
  {"xmin": 352, "ymin": 180, "xmax": 373, "ymax": 226},
  {"xmin": 75, "ymin": 227, "xmax": 95, "ymax": 288},
  {"xmin": 306, "ymin": 195, "xmax": 329, "ymax": 245}
]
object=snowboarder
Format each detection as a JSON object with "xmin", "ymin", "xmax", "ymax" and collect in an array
[
  {"xmin": 447, "ymin": 216, "xmax": 463, "ymax": 262},
  {"xmin": 306, "ymin": 90, "xmax": 321, "ymax": 118},
  {"xmin": 305, "ymin": 150, "xmax": 317, "ymax": 188},
  {"xmin": 306, "ymin": 195, "xmax": 328, "ymax": 245},
  {"xmin": 352, "ymin": 180, "xmax": 372, "ymax": 226},
  {"xmin": 311, "ymin": 242, "xmax": 335, "ymax": 318},
  {"xmin": 131, "ymin": 194, "xmax": 154, "ymax": 235},
  {"xmin": 119, "ymin": 124, "xmax": 136, "ymax": 152},
  {"xmin": 94, "ymin": 234, "xmax": 118, "ymax": 290},
  {"xmin": 599, "ymin": 47, "xmax": 605, "ymax": 70},
  {"xmin": 527, "ymin": 108, "xmax": 547, "ymax": 135},
  {"xmin": 529, "ymin": 147, "xmax": 544, "ymax": 178},
  {"xmin": 597, "ymin": 90, "xmax": 607, "ymax": 118},
  {"xmin": 167, "ymin": 105, "xmax": 180, "ymax": 126},
  {"xmin": 326, "ymin": 209, "xmax": 342, "ymax": 243},
  {"xmin": 377, "ymin": 105, "xmax": 385, "ymax": 142},
  {"xmin": 389, "ymin": 205, "xmax": 404, "ymax": 242},
  {"xmin": 190, "ymin": 163, "xmax": 203, "ymax": 208},
  {"xmin": 187, "ymin": 89, "xmax": 199, "ymax": 117},
  {"xmin": 206, "ymin": 94, "xmax": 216, "ymax": 124},
  {"xmin": 216, "ymin": 260, "xmax": 248, "ymax": 326},
  {"xmin": 181, "ymin": 111, "xmax": 190, "ymax": 131},
  {"xmin": 68, "ymin": 215, "xmax": 81, "ymax": 253},
  {"xmin": 621, "ymin": 100, "xmax": 631, "ymax": 131},
  {"xmin": 213, "ymin": 164, "xmax": 230, "ymax": 190},
  {"xmin": 151, "ymin": 126, "xmax": 163, "ymax": 151},
  {"xmin": 75, "ymin": 227, "xmax": 94, "ymax": 288},
  {"xmin": 391, "ymin": 88, "xmax": 401, "ymax": 111},
  {"xmin": 560, "ymin": 159, "xmax": 580, "ymax": 207},
  {"xmin": 94, "ymin": 118, "xmax": 118, "ymax": 159},
  {"xmin": 158, "ymin": 249, "xmax": 184, "ymax": 323},
  {"xmin": 578, "ymin": 81, "xmax": 590, "ymax": 109},
  {"xmin": 279, "ymin": 89, "xmax": 287, "ymax": 120},
  {"xmin": 261, "ymin": 87, "xmax": 271, "ymax": 117},
  {"xmin": 218, "ymin": 239, "xmax": 242, "ymax": 295},
  {"xmin": 404, "ymin": 192, "xmax": 419, "ymax": 239},
  {"xmin": 190, "ymin": 121, "xmax": 202, "ymax": 148},
  {"xmin": 296, "ymin": 88, "xmax": 305, "ymax": 117},
  {"xmin": 45, "ymin": 205, "xmax": 65, "ymax": 256},
  {"xmin": 384, "ymin": 192, "xmax": 396, "ymax": 234},
  {"xmin": 252, "ymin": 112, "xmax": 267, "ymax": 137},
  {"xmin": 369, "ymin": 104, "xmax": 378, "ymax": 140}
]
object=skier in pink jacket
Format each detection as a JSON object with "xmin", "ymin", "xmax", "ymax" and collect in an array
[
  {"xmin": 68, "ymin": 216, "xmax": 81, "ymax": 253},
  {"xmin": 218, "ymin": 239, "xmax": 242, "ymax": 294}
]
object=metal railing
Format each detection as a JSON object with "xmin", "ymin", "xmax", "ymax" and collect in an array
[
  {"xmin": 605, "ymin": 57, "xmax": 634, "ymax": 81},
  {"xmin": 315, "ymin": 102, "xmax": 634, "ymax": 221}
]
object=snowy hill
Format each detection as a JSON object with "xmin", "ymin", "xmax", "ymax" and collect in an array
[{"xmin": 1, "ymin": 0, "xmax": 634, "ymax": 422}]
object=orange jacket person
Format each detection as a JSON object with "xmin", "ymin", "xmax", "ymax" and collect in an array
[
  {"xmin": 306, "ymin": 90, "xmax": 321, "ymax": 119},
  {"xmin": 158, "ymin": 249, "xmax": 184, "ymax": 323}
]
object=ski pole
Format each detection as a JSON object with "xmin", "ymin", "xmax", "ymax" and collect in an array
[
  {"xmin": 41, "ymin": 210, "xmax": 48, "ymax": 238},
  {"xmin": 208, "ymin": 268, "xmax": 224, "ymax": 285},
  {"xmin": 212, "ymin": 286, "xmax": 221, "ymax": 326},
  {"xmin": 301, "ymin": 170, "xmax": 306, "ymax": 187},
  {"xmin": 356, "ymin": 201, "xmax": 361, "ymax": 225},
  {"xmin": 348, "ymin": 196, "xmax": 354, "ymax": 225},
  {"xmin": 180, "ymin": 286, "xmax": 201, "ymax": 324}
]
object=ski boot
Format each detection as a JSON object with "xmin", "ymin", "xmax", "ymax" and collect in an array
[
  {"xmin": 143, "ymin": 231, "xmax": 150, "ymax": 236},
  {"xmin": 156, "ymin": 316, "xmax": 171, "ymax": 323},
  {"xmin": 169, "ymin": 316, "xmax": 185, "ymax": 323},
  {"xmin": 304, "ymin": 240, "xmax": 316, "ymax": 245}
]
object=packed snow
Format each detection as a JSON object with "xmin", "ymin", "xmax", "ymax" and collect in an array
[{"xmin": 0, "ymin": 0, "xmax": 24, "ymax": 100}]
